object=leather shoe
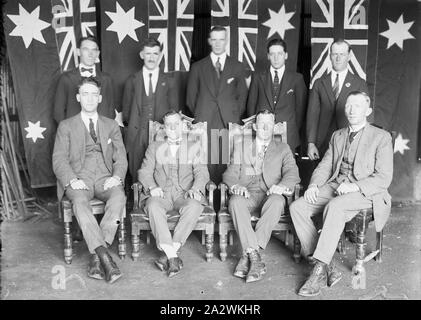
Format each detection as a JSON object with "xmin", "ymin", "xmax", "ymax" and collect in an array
[
  {"xmin": 298, "ymin": 261, "xmax": 327, "ymax": 297},
  {"xmin": 98, "ymin": 251, "xmax": 122, "ymax": 284},
  {"xmin": 155, "ymin": 252, "xmax": 168, "ymax": 271},
  {"xmin": 87, "ymin": 253, "xmax": 105, "ymax": 280},
  {"xmin": 167, "ymin": 257, "xmax": 183, "ymax": 278},
  {"xmin": 327, "ymin": 260, "xmax": 342, "ymax": 287},
  {"xmin": 246, "ymin": 250, "xmax": 266, "ymax": 283},
  {"xmin": 233, "ymin": 253, "xmax": 249, "ymax": 279}
]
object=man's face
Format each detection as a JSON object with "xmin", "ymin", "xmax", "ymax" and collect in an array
[
  {"xmin": 76, "ymin": 83, "xmax": 102, "ymax": 113},
  {"xmin": 78, "ymin": 39, "xmax": 99, "ymax": 66},
  {"xmin": 330, "ymin": 42, "xmax": 350, "ymax": 72},
  {"xmin": 344, "ymin": 94, "xmax": 372, "ymax": 126},
  {"xmin": 267, "ymin": 45, "xmax": 288, "ymax": 69},
  {"xmin": 164, "ymin": 114, "xmax": 183, "ymax": 141},
  {"xmin": 255, "ymin": 114, "xmax": 275, "ymax": 141},
  {"xmin": 140, "ymin": 46, "xmax": 161, "ymax": 70},
  {"xmin": 208, "ymin": 30, "xmax": 227, "ymax": 55}
]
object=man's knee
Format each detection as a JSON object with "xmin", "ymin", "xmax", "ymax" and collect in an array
[
  {"xmin": 290, "ymin": 197, "xmax": 307, "ymax": 218},
  {"xmin": 228, "ymin": 195, "xmax": 247, "ymax": 210},
  {"xmin": 180, "ymin": 198, "xmax": 202, "ymax": 214},
  {"xmin": 265, "ymin": 194, "xmax": 286, "ymax": 207},
  {"xmin": 323, "ymin": 197, "xmax": 345, "ymax": 220},
  {"xmin": 144, "ymin": 197, "xmax": 166, "ymax": 216}
]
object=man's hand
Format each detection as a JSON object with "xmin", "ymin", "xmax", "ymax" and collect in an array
[
  {"xmin": 150, "ymin": 187, "xmax": 164, "ymax": 198},
  {"xmin": 267, "ymin": 184, "xmax": 288, "ymax": 196},
  {"xmin": 70, "ymin": 179, "xmax": 89, "ymax": 190},
  {"xmin": 103, "ymin": 176, "xmax": 121, "ymax": 191},
  {"xmin": 185, "ymin": 189, "xmax": 202, "ymax": 201},
  {"xmin": 307, "ymin": 143, "xmax": 320, "ymax": 161},
  {"xmin": 336, "ymin": 182, "xmax": 360, "ymax": 195},
  {"xmin": 304, "ymin": 185, "xmax": 319, "ymax": 204},
  {"xmin": 232, "ymin": 185, "xmax": 250, "ymax": 199}
]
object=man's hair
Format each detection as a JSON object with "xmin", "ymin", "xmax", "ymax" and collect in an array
[
  {"xmin": 347, "ymin": 90, "xmax": 371, "ymax": 106},
  {"xmin": 141, "ymin": 37, "xmax": 163, "ymax": 51},
  {"xmin": 209, "ymin": 25, "xmax": 227, "ymax": 37},
  {"xmin": 256, "ymin": 109, "xmax": 275, "ymax": 121},
  {"xmin": 163, "ymin": 109, "xmax": 181, "ymax": 121},
  {"xmin": 330, "ymin": 38, "xmax": 351, "ymax": 53},
  {"xmin": 267, "ymin": 38, "xmax": 287, "ymax": 53},
  {"xmin": 78, "ymin": 77, "xmax": 101, "ymax": 92},
  {"xmin": 78, "ymin": 36, "xmax": 99, "ymax": 49}
]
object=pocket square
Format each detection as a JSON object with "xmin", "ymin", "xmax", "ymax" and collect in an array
[
  {"xmin": 107, "ymin": 138, "xmax": 112, "ymax": 144},
  {"xmin": 227, "ymin": 77, "xmax": 235, "ymax": 84},
  {"xmin": 287, "ymin": 89, "xmax": 294, "ymax": 94}
]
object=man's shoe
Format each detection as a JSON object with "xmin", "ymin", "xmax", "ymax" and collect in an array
[
  {"xmin": 87, "ymin": 253, "xmax": 105, "ymax": 280},
  {"xmin": 327, "ymin": 260, "xmax": 342, "ymax": 287},
  {"xmin": 233, "ymin": 253, "xmax": 249, "ymax": 279},
  {"xmin": 167, "ymin": 257, "xmax": 183, "ymax": 278},
  {"xmin": 154, "ymin": 252, "xmax": 168, "ymax": 271},
  {"xmin": 298, "ymin": 261, "xmax": 327, "ymax": 297},
  {"xmin": 246, "ymin": 250, "xmax": 266, "ymax": 283},
  {"xmin": 98, "ymin": 251, "xmax": 122, "ymax": 284}
]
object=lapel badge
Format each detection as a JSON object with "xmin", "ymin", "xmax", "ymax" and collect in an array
[
  {"xmin": 345, "ymin": 82, "xmax": 351, "ymax": 88},
  {"xmin": 162, "ymin": 82, "xmax": 166, "ymax": 86}
]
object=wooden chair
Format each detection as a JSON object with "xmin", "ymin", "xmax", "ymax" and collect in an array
[
  {"xmin": 337, "ymin": 130, "xmax": 397, "ymax": 285},
  {"xmin": 217, "ymin": 115, "xmax": 302, "ymax": 262},
  {"xmin": 130, "ymin": 116, "xmax": 217, "ymax": 262},
  {"xmin": 60, "ymin": 197, "xmax": 127, "ymax": 264}
]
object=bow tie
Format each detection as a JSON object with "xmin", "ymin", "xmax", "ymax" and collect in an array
[
  {"xmin": 168, "ymin": 139, "xmax": 181, "ymax": 146},
  {"xmin": 80, "ymin": 67, "xmax": 94, "ymax": 73}
]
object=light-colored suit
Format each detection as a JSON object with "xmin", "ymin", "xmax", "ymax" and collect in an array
[
  {"xmin": 290, "ymin": 124, "xmax": 393, "ymax": 264},
  {"xmin": 137, "ymin": 139, "xmax": 210, "ymax": 247},
  {"xmin": 223, "ymin": 137, "xmax": 300, "ymax": 251}
]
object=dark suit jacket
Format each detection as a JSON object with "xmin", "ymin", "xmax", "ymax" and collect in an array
[
  {"xmin": 246, "ymin": 70, "xmax": 307, "ymax": 150},
  {"xmin": 53, "ymin": 67, "xmax": 115, "ymax": 123},
  {"xmin": 186, "ymin": 56, "xmax": 248, "ymax": 129},
  {"xmin": 223, "ymin": 138, "xmax": 300, "ymax": 192},
  {"xmin": 306, "ymin": 72, "xmax": 368, "ymax": 156},
  {"xmin": 310, "ymin": 124, "xmax": 393, "ymax": 231},
  {"xmin": 122, "ymin": 71, "xmax": 179, "ymax": 177},
  {"xmin": 52, "ymin": 114, "xmax": 128, "ymax": 201}
]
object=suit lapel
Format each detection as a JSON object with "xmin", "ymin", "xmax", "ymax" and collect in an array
[
  {"xmin": 218, "ymin": 56, "xmax": 234, "ymax": 95},
  {"xmin": 261, "ymin": 71, "xmax": 274, "ymax": 110},
  {"xmin": 203, "ymin": 57, "xmax": 218, "ymax": 97},
  {"xmin": 275, "ymin": 71, "xmax": 292, "ymax": 108},
  {"xmin": 155, "ymin": 72, "xmax": 166, "ymax": 112},
  {"xmin": 353, "ymin": 124, "xmax": 370, "ymax": 171},
  {"xmin": 322, "ymin": 73, "xmax": 336, "ymax": 107},
  {"xmin": 337, "ymin": 71, "xmax": 354, "ymax": 105},
  {"xmin": 134, "ymin": 71, "xmax": 144, "ymax": 115},
  {"xmin": 333, "ymin": 129, "xmax": 348, "ymax": 176},
  {"xmin": 74, "ymin": 116, "xmax": 86, "ymax": 166},
  {"xmin": 69, "ymin": 68, "xmax": 82, "ymax": 88}
]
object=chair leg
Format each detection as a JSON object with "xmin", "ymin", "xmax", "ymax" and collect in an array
[
  {"xmin": 219, "ymin": 227, "xmax": 228, "ymax": 262},
  {"xmin": 338, "ymin": 231, "xmax": 346, "ymax": 254},
  {"xmin": 131, "ymin": 233, "xmax": 140, "ymax": 261},
  {"xmin": 293, "ymin": 233, "xmax": 301, "ymax": 263},
  {"xmin": 205, "ymin": 228, "xmax": 214, "ymax": 262},
  {"xmin": 352, "ymin": 210, "xmax": 368, "ymax": 289},
  {"xmin": 118, "ymin": 218, "xmax": 126, "ymax": 260},
  {"xmin": 64, "ymin": 222, "xmax": 73, "ymax": 264},
  {"xmin": 375, "ymin": 231, "xmax": 383, "ymax": 263},
  {"xmin": 228, "ymin": 231, "xmax": 234, "ymax": 246},
  {"xmin": 146, "ymin": 231, "xmax": 151, "ymax": 245}
]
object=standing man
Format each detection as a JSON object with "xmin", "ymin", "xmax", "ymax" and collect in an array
[
  {"xmin": 54, "ymin": 36, "xmax": 115, "ymax": 123},
  {"xmin": 138, "ymin": 111, "xmax": 209, "ymax": 278},
  {"xmin": 247, "ymin": 38, "xmax": 307, "ymax": 153},
  {"xmin": 223, "ymin": 110, "xmax": 300, "ymax": 283},
  {"xmin": 53, "ymin": 77, "xmax": 128, "ymax": 284},
  {"xmin": 290, "ymin": 91, "xmax": 393, "ymax": 296},
  {"xmin": 306, "ymin": 39, "xmax": 368, "ymax": 161},
  {"xmin": 187, "ymin": 26, "xmax": 248, "ymax": 185},
  {"xmin": 122, "ymin": 37, "xmax": 179, "ymax": 179}
]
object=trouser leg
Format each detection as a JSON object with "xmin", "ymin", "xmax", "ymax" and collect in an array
[
  {"xmin": 172, "ymin": 198, "xmax": 203, "ymax": 245},
  {"xmin": 144, "ymin": 196, "xmax": 173, "ymax": 247}
]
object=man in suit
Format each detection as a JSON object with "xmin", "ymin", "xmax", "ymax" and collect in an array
[
  {"xmin": 53, "ymin": 77, "xmax": 128, "ymax": 284},
  {"xmin": 306, "ymin": 39, "xmax": 368, "ymax": 161},
  {"xmin": 223, "ymin": 110, "xmax": 300, "ymax": 283},
  {"xmin": 247, "ymin": 38, "xmax": 307, "ymax": 153},
  {"xmin": 138, "ymin": 111, "xmax": 209, "ymax": 278},
  {"xmin": 290, "ymin": 91, "xmax": 393, "ymax": 296},
  {"xmin": 186, "ymin": 26, "xmax": 248, "ymax": 185},
  {"xmin": 54, "ymin": 36, "xmax": 115, "ymax": 123},
  {"xmin": 122, "ymin": 37, "xmax": 179, "ymax": 179}
]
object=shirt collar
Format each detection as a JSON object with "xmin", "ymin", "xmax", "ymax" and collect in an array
[
  {"xmin": 142, "ymin": 66, "xmax": 159, "ymax": 77},
  {"xmin": 256, "ymin": 137, "xmax": 271, "ymax": 148},
  {"xmin": 270, "ymin": 65, "xmax": 285, "ymax": 81},
  {"xmin": 210, "ymin": 52, "xmax": 227, "ymax": 66},
  {"xmin": 80, "ymin": 111, "xmax": 98, "ymax": 124},
  {"xmin": 331, "ymin": 68, "xmax": 348, "ymax": 81},
  {"xmin": 348, "ymin": 122, "xmax": 367, "ymax": 133}
]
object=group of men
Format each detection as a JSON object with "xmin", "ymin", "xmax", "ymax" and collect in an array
[{"xmin": 52, "ymin": 26, "xmax": 393, "ymax": 297}]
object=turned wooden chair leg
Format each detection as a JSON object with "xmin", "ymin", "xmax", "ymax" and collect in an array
[
  {"xmin": 228, "ymin": 230, "xmax": 234, "ymax": 246},
  {"xmin": 118, "ymin": 218, "xmax": 126, "ymax": 260},
  {"xmin": 293, "ymin": 232, "xmax": 301, "ymax": 263},
  {"xmin": 219, "ymin": 227, "xmax": 228, "ymax": 261},
  {"xmin": 146, "ymin": 231, "xmax": 151, "ymax": 245},
  {"xmin": 338, "ymin": 231, "xmax": 346, "ymax": 254},
  {"xmin": 375, "ymin": 230, "xmax": 383, "ymax": 263},
  {"xmin": 205, "ymin": 227, "xmax": 214, "ymax": 262},
  {"xmin": 64, "ymin": 221, "xmax": 73, "ymax": 264},
  {"xmin": 352, "ymin": 210, "xmax": 369, "ymax": 289},
  {"xmin": 131, "ymin": 233, "xmax": 140, "ymax": 261}
]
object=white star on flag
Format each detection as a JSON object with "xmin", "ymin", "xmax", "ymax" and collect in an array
[
  {"xmin": 394, "ymin": 133, "xmax": 410, "ymax": 155},
  {"xmin": 7, "ymin": 4, "xmax": 50, "ymax": 48},
  {"xmin": 24, "ymin": 121, "xmax": 47, "ymax": 143},
  {"xmin": 262, "ymin": 4, "xmax": 295, "ymax": 39},
  {"xmin": 380, "ymin": 14, "xmax": 415, "ymax": 50},
  {"xmin": 114, "ymin": 109, "xmax": 124, "ymax": 127},
  {"xmin": 105, "ymin": 2, "xmax": 144, "ymax": 43}
]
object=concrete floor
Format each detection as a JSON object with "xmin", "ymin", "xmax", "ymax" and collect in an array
[{"xmin": 1, "ymin": 204, "xmax": 420, "ymax": 300}]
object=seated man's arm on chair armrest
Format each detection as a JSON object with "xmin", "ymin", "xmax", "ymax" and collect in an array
[
  {"xmin": 110, "ymin": 121, "xmax": 128, "ymax": 180},
  {"xmin": 137, "ymin": 142, "xmax": 158, "ymax": 191},
  {"xmin": 277, "ymin": 145, "xmax": 301, "ymax": 192}
]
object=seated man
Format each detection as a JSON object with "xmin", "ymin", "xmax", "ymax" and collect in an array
[
  {"xmin": 138, "ymin": 111, "xmax": 209, "ymax": 278},
  {"xmin": 290, "ymin": 91, "xmax": 393, "ymax": 296},
  {"xmin": 53, "ymin": 77, "xmax": 128, "ymax": 284},
  {"xmin": 223, "ymin": 110, "xmax": 300, "ymax": 283}
]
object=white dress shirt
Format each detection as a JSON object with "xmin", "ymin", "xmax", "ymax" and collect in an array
[
  {"xmin": 270, "ymin": 65, "xmax": 285, "ymax": 83},
  {"xmin": 210, "ymin": 52, "xmax": 227, "ymax": 71},
  {"xmin": 80, "ymin": 111, "xmax": 98, "ymax": 132},
  {"xmin": 79, "ymin": 63, "xmax": 96, "ymax": 77},
  {"xmin": 142, "ymin": 66, "xmax": 159, "ymax": 95},
  {"xmin": 331, "ymin": 69, "xmax": 348, "ymax": 93}
]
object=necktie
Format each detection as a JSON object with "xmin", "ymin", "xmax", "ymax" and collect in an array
[
  {"xmin": 258, "ymin": 144, "xmax": 267, "ymax": 160},
  {"xmin": 332, "ymin": 73, "xmax": 340, "ymax": 100},
  {"xmin": 148, "ymin": 73, "xmax": 153, "ymax": 96},
  {"xmin": 274, "ymin": 70, "xmax": 280, "ymax": 85},
  {"xmin": 349, "ymin": 131, "xmax": 358, "ymax": 143},
  {"xmin": 81, "ymin": 67, "xmax": 94, "ymax": 73},
  {"xmin": 89, "ymin": 118, "xmax": 97, "ymax": 143},
  {"xmin": 215, "ymin": 57, "xmax": 221, "ymax": 79},
  {"xmin": 273, "ymin": 70, "xmax": 281, "ymax": 104}
]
